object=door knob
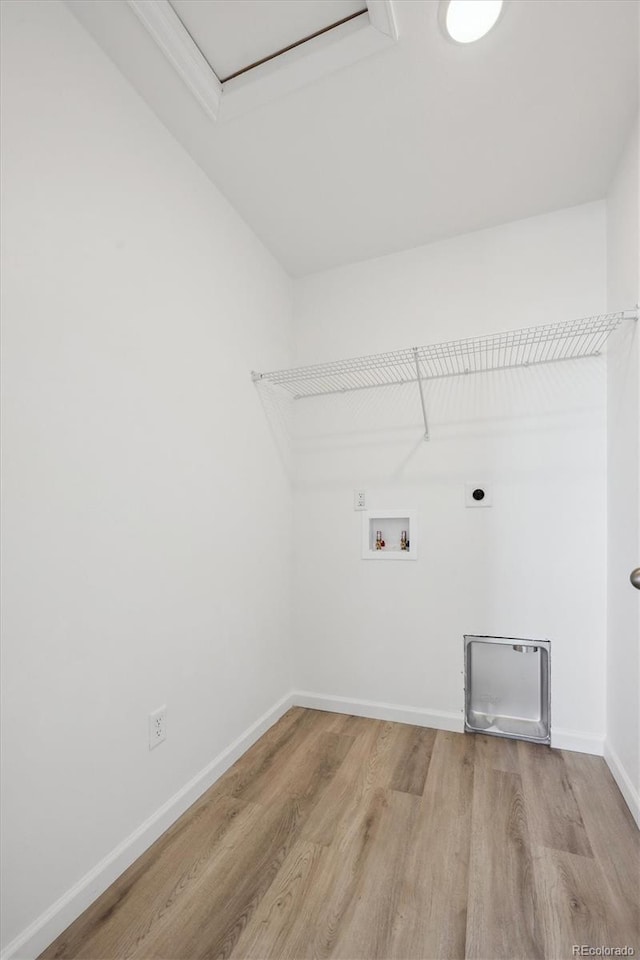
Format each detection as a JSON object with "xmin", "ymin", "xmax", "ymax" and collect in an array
[{"xmin": 631, "ymin": 568, "xmax": 640, "ymax": 590}]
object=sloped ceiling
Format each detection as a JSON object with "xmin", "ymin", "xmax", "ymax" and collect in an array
[{"xmin": 67, "ymin": 0, "xmax": 638, "ymax": 277}]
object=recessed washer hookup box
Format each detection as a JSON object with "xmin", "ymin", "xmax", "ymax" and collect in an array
[{"xmin": 464, "ymin": 635, "xmax": 551, "ymax": 744}]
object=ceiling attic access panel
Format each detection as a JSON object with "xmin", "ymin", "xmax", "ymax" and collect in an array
[
  {"xmin": 126, "ymin": 0, "xmax": 398, "ymax": 122},
  {"xmin": 170, "ymin": 0, "xmax": 369, "ymax": 82}
]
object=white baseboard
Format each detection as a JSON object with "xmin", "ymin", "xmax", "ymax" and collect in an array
[
  {"xmin": 292, "ymin": 690, "xmax": 465, "ymax": 733},
  {"xmin": 551, "ymin": 728, "xmax": 604, "ymax": 756},
  {"xmin": 604, "ymin": 740, "xmax": 640, "ymax": 828},
  {"xmin": 2, "ymin": 690, "xmax": 615, "ymax": 960},
  {"xmin": 0, "ymin": 692, "xmax": 294, "ymax": 960},
  {"xmin": 296, "ymin": 694, "xmax": 607, "ymax": 758}
]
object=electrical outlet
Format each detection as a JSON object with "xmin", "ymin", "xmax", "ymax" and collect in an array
[
  {"xmin": 465, "ymin": 482, "xmax": 493, "ymax": 507},
  {"xmin": 354, "ymin": 489, "xmax": 366, "ymax": 511},
  {"xmin": 149, "ymin": 706, "xmax": 167, "ymax": 750}
]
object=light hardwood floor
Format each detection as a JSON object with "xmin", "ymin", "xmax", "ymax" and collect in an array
[{"xmin": 40, "ymin": 708, "xmax": 640, "ymax": 960}]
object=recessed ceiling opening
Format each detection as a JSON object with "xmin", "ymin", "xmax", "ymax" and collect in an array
[{"xmin": 169, "ymin": 0, "xmax": 369, "ymax": 83}]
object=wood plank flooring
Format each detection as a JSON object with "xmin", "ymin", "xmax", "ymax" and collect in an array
[{"xmin": 40, "ymin": 708, "xmax": 640, "ymax": 960}]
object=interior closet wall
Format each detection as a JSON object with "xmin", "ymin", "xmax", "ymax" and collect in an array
[
  {"xmin": 292, "ymin": 202, "xmax": 608, "ymax": 749},
  {"xmin": 0, "ymin": 0, "xmax": 293, "ymax": 951},
  {"xmin": 606, "ymin": 118, "xmax": 640, "ymax": 823}
]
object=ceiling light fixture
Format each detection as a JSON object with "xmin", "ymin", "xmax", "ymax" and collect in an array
[{"xmin": 440, "ymin": 0, "xmax": 504, "ymax": 44}]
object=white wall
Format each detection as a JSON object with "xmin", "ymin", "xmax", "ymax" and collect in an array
[
  {"xmin": 0, "ymin": 1, "xmax": 293, "ymax": 953},
  {"xmin": 1, "ymin": 0, "xmax": 633, "ymax": 953},
  {"xmin": 292, "ymin": 203, "xmax": 608, "ymax": 750},
  {"xmin": 606, "ymin": 118, "xmax": 640, "ymax": 824}
]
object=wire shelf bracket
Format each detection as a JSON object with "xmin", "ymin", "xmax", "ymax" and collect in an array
[
  {"xmin": 412, "ymin": 346, "xmax": 429, "ymax": 441},
  {"xmin": 252, "ymin": 311, "xmax": 637, "ymax": 441}
]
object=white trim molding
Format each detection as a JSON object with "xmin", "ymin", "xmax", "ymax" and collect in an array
[
  {"xmin": 0, "ymin": 693, "xmax": 294, "ymax": 960},
  {"xmin": 367, "ymin": 0, "xmax": 398, "ymax": 39},
  {"xmin": 126, "ymin": 0, "xmax": 398, "ymax": 123},
  {"xmin": 550, "ymin": 728, "xmax": 604, "ymax": 756},
  {"xmin": 3, "ymin": 688, "xmax": 621, "ymax": 960},
  {"xmin": 127, "ymin": 0, "xmax": 222, "ymax": 121},
  {"xmin": 292, "ymin": 690, "xmax": 465, "ymax": 733},
  {"xmin": 295, "ymin": 695, "xmax": 607, "ymax": 759},
  {"xmin": 604, "ymin": 740, "xmax": 640, "ymax": 828}
]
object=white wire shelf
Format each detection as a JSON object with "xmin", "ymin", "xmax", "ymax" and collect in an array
[
  {"xmin": 252, "ymin": 311, "xmax": 636, "ymax": 440},
  {"xmin": 252, "ymin": 312, "xmax": 634, "ymax": 400}
]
